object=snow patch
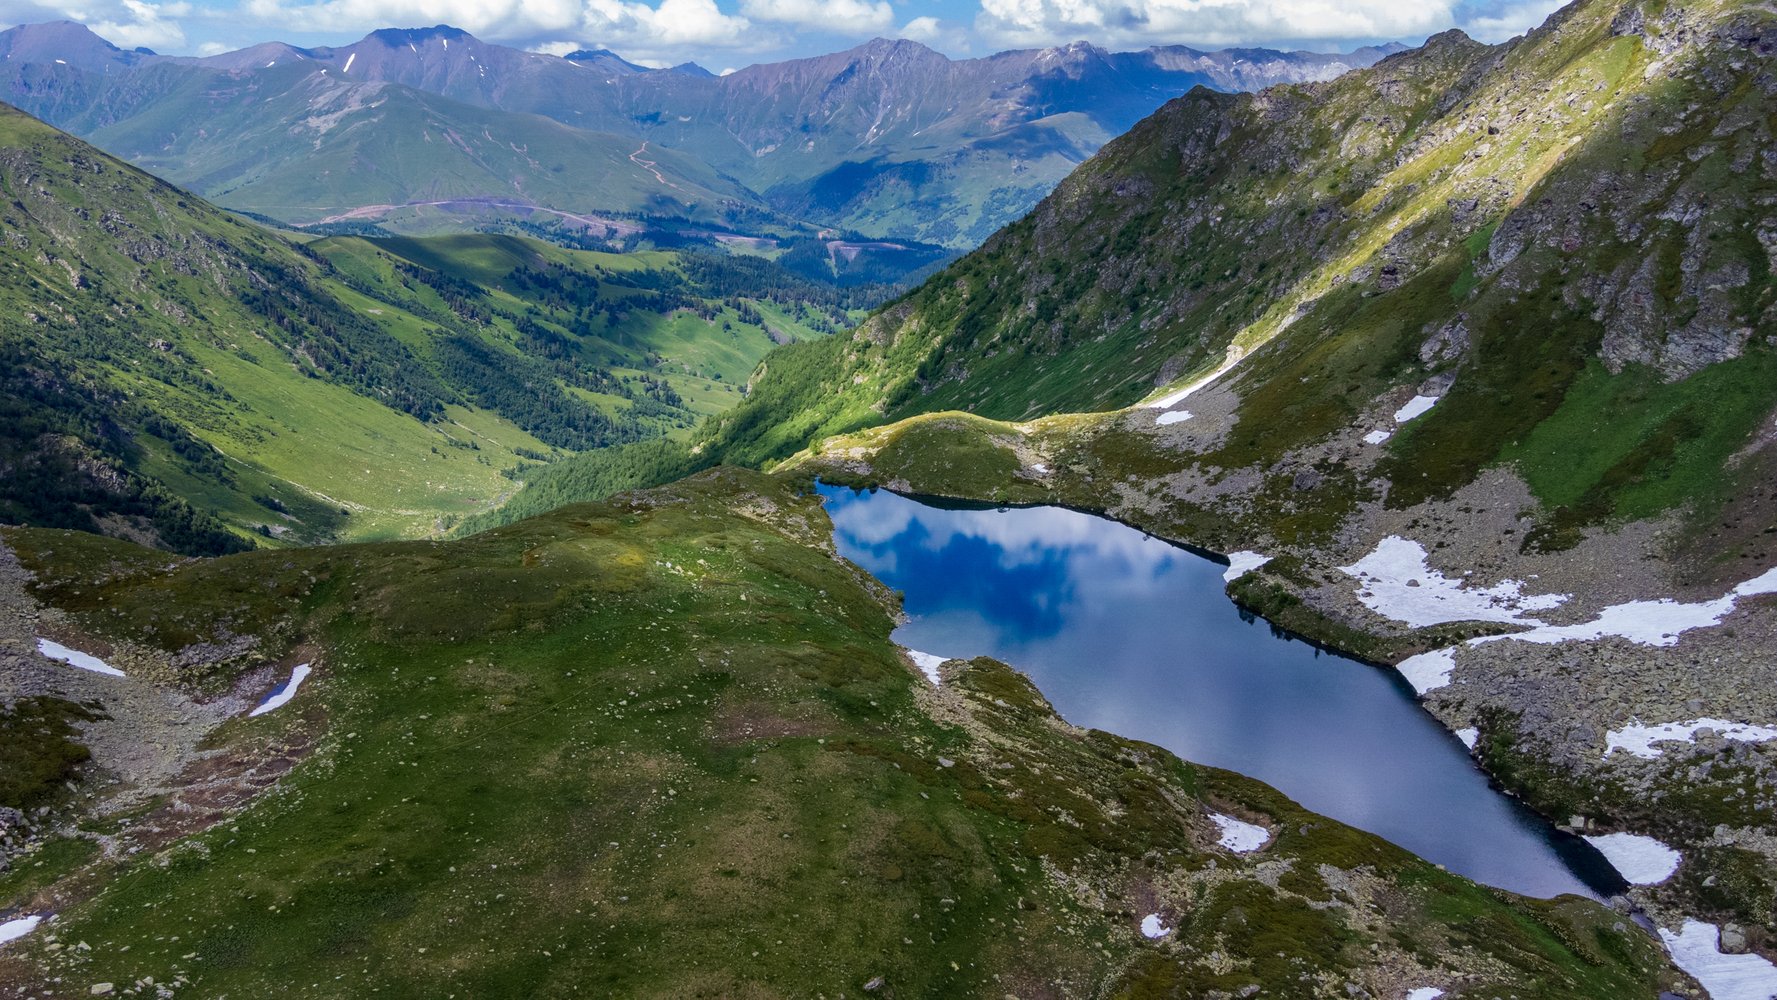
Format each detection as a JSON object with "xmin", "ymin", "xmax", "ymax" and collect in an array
[
  {"xmin": 249, "ymin": 663, "xmax": 311, "ymax": 717},
  {"xmin": 36, "ymin": 638, "xmax": 124, "ymax": 678},
  {"xmin": 1585, "ymin": 832, "xmax": 1681, "ymax": 884},
  {"xmin": 1465, "ymin": 565, "xmax": 1777, "ymax": 651},
  {"xmin": 1155, "ymin": 409, "xmax": 1192, "ymax": 426},
  {"xmin": 1149, "ymin": 348, "xmax": 1244, "ymax": 409},
  {"xmin": 904, "ymin": 650, "xmax": 946, "ymax": 686},
  {"xmin": 1659, "ymin": 919, "xmax": 1777, "ymax": 1000},
  {"xmin": 1476, "ymin": 596, "xmax": 1731, "ymax": 649},
  {"xmin": 1455, "ymin": 727, "xmax": 1478, "ymax": 749},
  {"xmin": 1405, "ymin": 990, "xmax": 1445, "ymax": 1000},
  {"xmin": 1393, "ymin": 395, "xmax": 1440, "ymax": 423},
  {"xmin": 1363, "ymin": 429, "xmax": 1393, "ymax": 444},
  {"xmin": 1396, "ymin": 648, "xmax": 1456, "ymax": 695},
  {"xmin": 1339, "ymin": 536, "xmax": 1568, "ymax": 629},
  {"xmin": 0, "ymin": 915, "xmax": 41, "ymax": 946},
  {"xmin": 1209, "ymin": 813, "xmax": 1270, "ymax": 853},
  {"xmin": 342, "ymin": 52, "xmax": 356, "ymax": 73},
  {"xmin": 1606, "ymin": 719, "xmax": 1777, "ymax": 760},
  {"xmin": 1139, "ymin": 913, "xmax": 1169, "ymax": 939},
  {"xmin": 1028, "ymin": 463, "xmax": 1049, "ymax": 474},
  {"xmin": 1222, "ymin": 551, "xmax": 1270, "ymax": 583},
  {"xmin": 1733, "ymin": 566, "xmax": 1777, "ymax": 598}
]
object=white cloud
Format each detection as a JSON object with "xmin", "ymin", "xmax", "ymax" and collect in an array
[
  {"xmin": 740, "ymin": 0, "xmax": 892, "ymax": 34},
  {"xmin": 528, "ymin": 38, "xmax": 582, "ymax": 55},
  {"xmin": 975, "ymin": 0, "xmax": 1462, "ymax": 49},
  {"xmin": 585, "ymin": 0, "xmax": 753, "ymax": 46},
  {"xmin": 237, "ymin": 0, "xmax": 580, "ymax": 37},
  {"xmin": 81, "ymin": 0, "xmax": 188, "ymax": 49},
  {"xmin": 898, "ymin": 14, "xmax": 970, "ymax": 52},
  {"xmin": 229, "ymin": 0, "xmax": 757, "ymax": 63},
  {"xmin": 1460, "ymin": 0, "xmax": 1561, "ymax": 42}
]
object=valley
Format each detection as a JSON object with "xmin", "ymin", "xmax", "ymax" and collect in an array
[
  {"xmin": 0, "ymin": 102, "xmax": 888, "ymax": 549},
  {"xmin": 1, "ymin": 0, "xmax": 1775, "ymax": 996}
]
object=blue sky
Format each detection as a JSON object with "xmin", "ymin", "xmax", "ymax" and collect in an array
[{"xmin": 0, "ymin": 0, "xmax": 1566, "ymax": 70}]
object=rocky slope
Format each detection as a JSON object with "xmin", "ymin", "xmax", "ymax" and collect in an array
[{"xmin": 692, "ymin": 0, "xmax": 1777, "ymax": 964}]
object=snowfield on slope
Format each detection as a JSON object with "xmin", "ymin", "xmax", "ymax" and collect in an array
[
  {"xmin": 1222, "ymin": 551, "xmax": 1270, "ymax": 583},
  {"xmin": 1209, "ymin": 813, "xmax": 1270, "ymax": 852},
  {"xmin": 1605, "ymin": 719, "xmax": 1777, "ymax": 760},
  {"xmin": 1395, "ymin": 648, "xmax": 1456, "ymax": 695},
  {"xmin": 903, "ymin": 649, "xmax": 947, "ymax": 685},
  {"xmin": 1148, "ymin": 347, "xmax": 1245, "ymax": 409},
  {"xmin": 1348, "ymin": 545, "xmax": 1777, "ymax": 697},
  {"xmin": 1659, "ymin": 920, "xmax": 1777, "ymax": 1000},
  {"xmin": 1583, "ymin": 832, "xmax": 1681, "ymax": 884},
  {"xmin": 1469, "ymin": 565, "xmax": 1777, "ymax": 648},
  {"xmin": 0, "ymin": 915, "xmax": 41, "ymax": 947},
  {"xmin": 1339, "ymin": 537, "xmax": 1568, "ymax": 629},
  {"xmin": 1393, "ymin": 395, "xmax": 1440, "ymax": 423},
  {"xmin": 249, "ymin": 663, "xmax": 312, "ymax": 717},
  {"xmin": 36, "ymin": 638, "xmax": 124, "ymax": 677}
]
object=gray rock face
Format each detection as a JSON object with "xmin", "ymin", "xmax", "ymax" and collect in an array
[{"xmin": 1419, "ymin": 316, "xmax": 1471, "ymax": 365}]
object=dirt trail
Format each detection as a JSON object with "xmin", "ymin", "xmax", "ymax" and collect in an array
[{"xmin": 629, "ymin": 141, "xmax": 682, "ymax": 191}]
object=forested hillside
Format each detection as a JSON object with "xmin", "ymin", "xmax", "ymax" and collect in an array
[{"xmin": 0, "ymin": 104, "xmax": 857, "ymax": 550}]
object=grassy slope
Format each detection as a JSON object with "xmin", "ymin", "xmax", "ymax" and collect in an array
[
  {"xmin": 83, "ymin": 63, "xmax": 759, "ymax": 228},
  {"xmin": 0, "ymin": 470, "xmax": 1672, "ymax": 997},
  {"xmin": 0, "ymin": 102, "xmax": 538, "ymax": 548}
]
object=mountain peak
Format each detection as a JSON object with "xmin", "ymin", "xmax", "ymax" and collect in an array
[
  {"xmin": 850, "ymin": 37, "xmax": 943, "ymax": 60},
  {"xmin": 563, "ymin": 47, "xmax": 650, "ymax": 74},
  {"xmin": 365, "ymin": 25, "xmax": 474, "ymax": 48},
  {"xmin": 0, "ymin": 20, "xmax": 156, "ymax": 72}
]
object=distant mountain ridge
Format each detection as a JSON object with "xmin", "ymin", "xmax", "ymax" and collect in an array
[{"xmin": 0, "ymin": 20, "xmax": 1399, "ymax": 246}]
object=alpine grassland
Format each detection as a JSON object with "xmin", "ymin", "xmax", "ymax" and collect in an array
[{"xmin": 0, "ymin": 471, "xmax": 1674, "ymax": 996}]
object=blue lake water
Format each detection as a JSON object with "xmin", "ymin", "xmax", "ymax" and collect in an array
[{"xmin": 820, "ymin": 484, "xmax": 1625, "ymax": 900}]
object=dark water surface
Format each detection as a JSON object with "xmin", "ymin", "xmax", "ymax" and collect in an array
[{"xmin": 820, "ymin": 484, "xmax": 1624, "ymax": 900}]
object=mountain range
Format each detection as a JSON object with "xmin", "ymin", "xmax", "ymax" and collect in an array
[{"xmin": 0, "ymin": 20, "xmax": 1399, "ymax": 246}]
